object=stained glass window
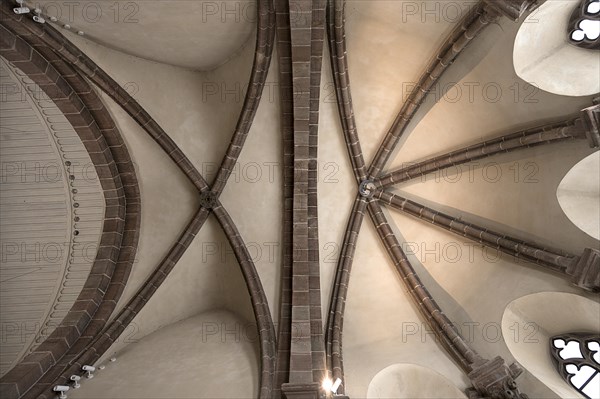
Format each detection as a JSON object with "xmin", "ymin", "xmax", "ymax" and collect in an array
[
  {"xmin": 550, "ymin": 333, "xmax": 600, "ymax": 399},
  {"xmin": 569, "ymin": 0, "xmax": 600, "ymax": 49}
]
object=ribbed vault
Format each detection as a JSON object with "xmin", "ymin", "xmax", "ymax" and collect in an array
[{"xmin": 0, "ymin": 0, "xmax": 598, "ymax": 398}]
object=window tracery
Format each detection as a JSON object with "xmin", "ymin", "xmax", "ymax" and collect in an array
[
  {"xmin": 569, "ymin": 0, "xmax": 600, "ymax": 49},
  {"xmin": 551, "ymin": 333, "xmax": 600, "ymax": 399}
]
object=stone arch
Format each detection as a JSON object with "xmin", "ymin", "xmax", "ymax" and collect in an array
[
  {"xmin": 0, "ymin": 23, "xmax": 140, "ymax": 399},
  {"xmin": 502, "ymin": 292, "xmax": 600, "ymax": 398}
]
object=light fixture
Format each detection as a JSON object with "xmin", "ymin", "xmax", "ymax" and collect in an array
[
  {"xmin": 322, "ymin": 378, "xmax": 333, "ymax": 392},
  {"xmin": 69, "ymin": 375, "xmax": 81, "ymax": 389},
  {"xmin": 331, "ymin": 378, "xmax": 342, "ymax": 394},
  {"xmin": 82, "ymin": 365, "xmax": 95, "ymax": 379},
  {"xmin": 52, "ymin": 385, "xmax": 69, "ymax": 399},
  {"xmin": 322, "ymin": 377, "xmax": 342, "ymax": 396},
  {"xmin": 31, "ymin": 5, "xmax": 46, "ymax": 24},
  {"xmin": 13, "ymin": 0, "xmax": 29, "ymax": 14}
]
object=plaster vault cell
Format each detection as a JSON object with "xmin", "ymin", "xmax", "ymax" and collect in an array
[
  {"xmin": 513, "ymin": 0, "xmax": 600, "ymax": 96},
  {"xmin": 33, "ymin": 0, "xmax": 256, "ymax": 70},
  {"xmin": 366, "ymin": 364, "xmax": 468, "ymax": 399},
  {"xmin": 557, "ymin": 151, "xmax": 600, "ymax": 240},
  {"xmin": 67, "ymin": 311, "xmax": 259, "ymax": 399},
  {"xmin": 502, "ymin": 292, "xmax": 600, "ymax": 399}
]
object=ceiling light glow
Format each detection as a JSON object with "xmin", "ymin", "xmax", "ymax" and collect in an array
[{"xmin": 322, "ymin": 378, "xmax": 333, "ymax": 392}]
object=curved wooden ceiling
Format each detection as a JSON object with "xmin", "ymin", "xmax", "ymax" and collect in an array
[{"xmin": 0, "ymin": 59, "xmax": 104, "ymax": 376}]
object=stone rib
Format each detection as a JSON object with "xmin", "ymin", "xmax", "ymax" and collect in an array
[
  {"xmin": 282, "ymin": 0, "xmax": 327, "ymax": 393},
  {"xmin": 367, "ymin": 200, "xmax": 481, "ymax": 371},
  {"xmin": 308, "ymin": 0, "xmax": 327, "ymax": 386},
  {"xmin": 288, "ymin": 0, "xmax": 314, "ymax": 383},
  {"xmin": 367, "ymin": 2, "xmax": 496, "ymax": 179},
  {"xmin": 211, "ymin": 204, "xmax": 277, "ymax": 398},
  {"xmin": 0, "ymin": 3, "xmax": 209, "ymax": 192},
  {"xmin": 211, "ymin": 0, "xmax": 276, "ymax": 195},
  {"xmin": 375, "ymin": 116, "xmax": 587, "ymax": 189},
  {"xmin": 326, "ymin": 0, "xmax": 367, "ymax": 182},
  {"xmin": 0, "ymin": 23, "xmax": 136, "ymax": 399},
  {"xmin": 29, "ymin": 207, "xmax": 210, "ymax": 399},
  {"xmin": 369, "ymin": 195, "xmax": 531, "ymax": 397},
  {"xmin": 325, "ymin": 194, "xmax": 367, "ymax": 393},
  {"xmin": 376, "ymin": 190, "xmax": 600, "ymax": 292},
  {"xmin": 273, "ymin": 0, "xmax": 295, "ymax": 394},
  {"xmin": 0, "ymin": 3, "xmax": 278, "ymax": 397}
]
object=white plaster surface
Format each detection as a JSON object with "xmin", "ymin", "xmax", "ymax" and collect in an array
[
  {"xmin": 367, "ymin": 363, "xmax": 467, "ymax": 398},
  {"xmin": 34, "ymin": 0, "xmax": 255, "ymax": 70},
  {"xmin": 514, "ymin": 0, "xmax": 600, "ymax": 97},
  {"xmin": 502, "ymin": 292, "xmax": 600, "ymax": 399},
  {"xmin": 557, "ymin": 151, "xmax": 600, "ymax": 240},
  {"xmin": 69, "ymin": 310, "xmax": 259, "ymax": 398}
]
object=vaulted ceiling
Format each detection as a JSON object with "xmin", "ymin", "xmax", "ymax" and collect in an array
[{"xmin": 0, "ymin": 1, "xmax": 599, "ymax": 399}]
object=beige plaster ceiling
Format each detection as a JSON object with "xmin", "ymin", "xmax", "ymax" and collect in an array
[
  {"xmin": 502, "ymin": 292, "xmax": 600, "ymax": 399},
  {"xmin": 514, "ymin": 0, "xmax": 600, "ymax": 97},
  {"xmin": 557, "ymin": 151, "xmax": 600, "ymax": 240},
  {"xmin": 33, "ymin": 0, "xmax": 255, "ymax": 70}
]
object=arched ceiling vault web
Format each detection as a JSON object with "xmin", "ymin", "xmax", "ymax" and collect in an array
[{"xmin": 0, "ymin": 0, "xmax": 598, "ymax": 398}]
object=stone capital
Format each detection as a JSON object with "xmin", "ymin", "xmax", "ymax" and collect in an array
[
  {"xmin": 567, "ymin": 248, "xmax": 600, "ymax": 291},
  {"xmin": 467, "ymin": 357, "xmax": 526, "ymax": 398},
  {"xmin": 483, "ymin": 0, "xmax": 541, "ymax": 20},
  {"xmin": 282, "ymin": 382, "xmax": 322, "ymax": 399},
  {"xmin": 581, "ymin": 104, "xmax": 600, "ymax": 148}
]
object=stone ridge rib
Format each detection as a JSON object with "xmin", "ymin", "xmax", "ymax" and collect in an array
[
  {"xmin": 375, "ymin": 116, "xmax": 590, "ymax": 188},
  {"xmin": 366, "ymin": 200, "xmax": 530, "ymax": 398},
  {"xmin": 326, "ymin": 0, "xmax": 367, "ymax": 183},
  {"xmin": 273, "ymin": 0, "xmax": 295, "ymax": 396},
  {"xmin": 308, "ymin": 0, "xmax": 327, "ymax": 386},
  {"xmin": 367, "ymin": 3, "xmax": 496, "ymax": 180},
  {"xmin": 289, "ymin": 0, "xmax": 314, "ymax": 384},
  {"xmin": 367, "ymin": 200, "xmax": 481, "ymax": 372},
  {"xmin": 376, "ymin": 190, "xmax": 599, "ymax": 291},
  {"xmin": 282, "ymin": 0, "xmax": 327, "ymax": 394},
  {"xmin": 211, "ymin": 0, "xmax": 276, "ymax": 195},
  {"xmin": 211, "ymin": 204, "xmax": 277, "ymax": 398},
  {"xmin": 323, "ymin": 1, "xmax": 369, "ymax": 391},
  {"xmin": 0, "ymin": 23, "xmax": 139, "ymax": 399},
  {"xmin": 325, "ymin": 194, "xmax": 367, "ymax": 394}
]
